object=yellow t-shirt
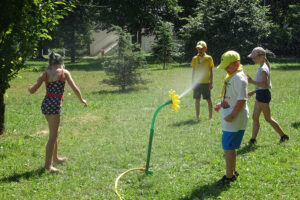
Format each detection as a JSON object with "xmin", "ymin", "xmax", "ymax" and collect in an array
[{"xmin": 190, "ymin": 54, "xmax": 214, "ymax": 84}]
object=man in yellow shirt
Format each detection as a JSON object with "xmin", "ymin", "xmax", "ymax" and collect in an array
[{"xmin": 191, "ymin": 41, "xmax": 214, "ymax": 119}]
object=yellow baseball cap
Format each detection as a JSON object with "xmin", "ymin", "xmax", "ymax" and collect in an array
[
  {"xmin": 196, "ymin": 41, "xmax": 207, "ymax": 49},
  {"xmin": 217, "ymin": 50, "xmax": 240, "ymax": 69}
]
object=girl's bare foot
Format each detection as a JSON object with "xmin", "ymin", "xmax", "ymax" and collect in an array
[
  {"xmin": 53, "ymin": 157, "xmax": 67, "ymax": 165},
  {"xmin": 45, "ymin": 166, "xmax": 61, "ymax": 173}
]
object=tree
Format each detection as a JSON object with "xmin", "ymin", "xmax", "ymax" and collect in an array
[
  {"xmin": 152, "ymin": 21, "xmax": 176, "ymax": 69},
  {"xmin": 102, "ymin": 26, "xmax": 146, "ymax": 91},
  {"xmin": 265, "ymin": 0, "xmax": 300, "ymax": 56},
  {"xmin": 179, "ymin": 0, "xmax": 271, "ymax": 63},
  {"xmin": 289, "ymin": 3, "xmax": 300, "ymax": 57},
  {"xmin": 53, "ymin": 0, "xmax": 97, "ymax": 62},
  {"xmin": 0, "ymin": 0, "xmax": 74, "ymax": 134},
  {"xmin": 35, "ymin": 0, "xmax": 97, "ymax": 62},
  {"xmin": 94, "ymin": 0, "xmax": 181, "ymax": 44}
]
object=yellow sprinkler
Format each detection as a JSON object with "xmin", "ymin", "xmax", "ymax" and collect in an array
[
  {"xmin": 169, "ymin": 89, "xmax": 181, "ymax": 112},
  {"xmin": 114, "ymin": 90, "xmax": 180, "ymax": 199}
]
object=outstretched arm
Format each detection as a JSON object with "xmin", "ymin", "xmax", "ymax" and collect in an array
[
  {"xmin": 65, "ymin": 70, "xmax": 87, "ymax": 107},
  {"xmin": 28, "ymin": 73, "xmax": 44, "ymax": 94}
]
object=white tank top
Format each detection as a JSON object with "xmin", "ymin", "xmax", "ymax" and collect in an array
[{"xmin": 255, "ymin": 63, "xmax": 272, "ymax": 90}]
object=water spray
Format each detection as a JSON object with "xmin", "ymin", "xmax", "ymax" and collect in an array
[{"xmin": 114, "ymin": 90, "xmax": 181, "ymax": 199}]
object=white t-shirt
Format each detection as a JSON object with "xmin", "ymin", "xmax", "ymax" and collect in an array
[
  {"xmin": 221, "ymin": 71, "xmax": 249, "ymax": 132},
  {"xmin": 255, "ymin": 63, "xmax": 272, "ymax": 90}
]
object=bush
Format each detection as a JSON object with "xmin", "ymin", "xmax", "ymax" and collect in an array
[{"xmin": 102, "ymin": 26, "xmax": 146, "ymax": 91}]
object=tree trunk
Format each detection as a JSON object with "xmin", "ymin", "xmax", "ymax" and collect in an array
[
  {"xmin": 131, "ymin": 30, "xmax": 138, "ymax": 44},
  {"xmin": 70, "ymin": 29, "xmax": 76, "ymax": 63},
  {"xmin": 137, "ymin": 29, "xmax": 142, "ymax": 45},
  {"xmin": 36, "ymin": 40, "xmax": 44, "ymax": 60},
  {"xmin": 86, "ymin": 43, "xmax": 90, "ymax": 56},
  {"xmin": 0, "ymin": 92, "xmax": 5, "ymax": 135}
]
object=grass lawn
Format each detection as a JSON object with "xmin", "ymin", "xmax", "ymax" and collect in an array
[{"xmin": 1, "ymin": 57, "xmax": 300, "ymax": 199}]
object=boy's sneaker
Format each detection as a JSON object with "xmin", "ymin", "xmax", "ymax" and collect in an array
[
  {"xmin": 279, "ymin": 134, "xmax": 289, "ymax": 144},
  {"xmin": 234, "ymin": 171, "xmax": 239, "ymax": 177},
  {"xmin": 216, "ymin": 175, "xmax": 236, "ymax": 186},
  {"xmin": 249, "ymin": 138, "xmax": 257, "ymax": 145}
]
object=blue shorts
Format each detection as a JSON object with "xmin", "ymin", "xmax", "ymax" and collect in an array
[{"xmin": 222, "ymin": 130, "xmax": 245, "ymax": 150}]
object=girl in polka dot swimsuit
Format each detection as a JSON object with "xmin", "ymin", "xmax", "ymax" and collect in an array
[
  {"xmin": 29, "ymin": 52, "xmax": 87, "ymax": 172},
  {"xmin": 41, "ymin": 69, "xmax": 65, "ymax": 115}
]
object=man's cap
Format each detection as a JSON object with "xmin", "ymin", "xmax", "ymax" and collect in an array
[
  {"xmin": 248, "ymin": 47, "xmax": 266, "ymax": 58},
  {"xmin": 196, "ymin": 41, "xmax": 207, "ymax": 49},
  {"xmin": 217, "ymin": 50, "xmax": 240, "ymax": 69}
]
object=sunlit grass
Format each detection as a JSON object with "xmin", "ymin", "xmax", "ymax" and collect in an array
[{"xmin": 1, "ymin": 58, "xmax": 300, "ymax": 199}]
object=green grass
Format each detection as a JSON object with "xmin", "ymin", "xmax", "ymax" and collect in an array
[{"xmin": 1, "ymin": 58, "xmax": 300, "ymax": 199}]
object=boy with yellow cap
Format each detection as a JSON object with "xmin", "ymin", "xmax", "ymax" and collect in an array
[
  {"xmin": 214, "ymin": 50, "xmax": 249, "ymax": 185},
  {"xmin": 190, "ymin": 41, "xmax": 214, "ymax": 119}
]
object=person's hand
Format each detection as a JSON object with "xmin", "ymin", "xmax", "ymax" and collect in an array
[
  {"xmin": 28, "ymin": 87, "xmax": 34, "ymax": 94},
  {"xmin": 248, "ymin": 91, "xmax": 255, "ymax": 98},
  {"xmin": 247, "ymin": 75, "xmax": 253, "ymax": 84},
  {"xmin": 214, "ymin": 103, "xmax": 221, "ymax": 112},
  {"xmin": 82, "ymin": 99, "xmax": 87, "ymax": 107},
  {"xmin": 224, "ymin": 114, "xmax": 234, "ymax": 122},
  {"xmin": 209, "ymin": 83, "xmax": 213, "ymax": 90}
]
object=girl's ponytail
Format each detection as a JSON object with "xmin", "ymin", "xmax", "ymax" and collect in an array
[{"xmin": 265, "ymin": 56, "xmax": 271, "ymax": 72}]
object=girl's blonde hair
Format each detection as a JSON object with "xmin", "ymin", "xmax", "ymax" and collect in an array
[
  {"xmin": 264, "ymin": 56, "xmax": 271, "ymax": 72},
  {"xmin": 48, "ymin": 52, "xmax": 64, "ymax": 69}
]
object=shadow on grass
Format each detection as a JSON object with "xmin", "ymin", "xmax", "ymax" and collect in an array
[
  {"xmin": 66, "ymin": 58, "xmax": 104, "ymax": 71},
  {"xmin": 273, "ymin": 65, "xmax": 300, "ymax": 71},
  {"xmin": 0, "ymin": 167, "xmax": 45, "ymax": 183},
  {"xmin": 93, "ymin": 86, "xmax": 149, "ymax": 95},
  {"xmin": 147, "ymin": 63, "xmax": 189, "ymax": 71},
  {"xmin": 172, "ymin": 119, "xmax": 200, "ymax": 127},
  {"xmin": 237, "ymin": 144, "xmax": 258, "ymax": 156},
  {"xmin": 291, "ymin": 122, "xmax": 300, "ymax": 129},
  {"xmin": 180, "ymin": 182, "xmax": 230, "ymax": 200}
]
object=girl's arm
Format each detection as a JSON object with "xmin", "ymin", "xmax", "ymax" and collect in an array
[
  {"xmin": 209, "ymin": 67, "xmax": 213, "ymax": 90},
  {"xmin": 248, "ymin": 90, "xmax": 256, "ymax": 97},
  {"xmin": 214, "ymin": 103, "xmax": 221, "ymax": 112},
  {"xmin": 28, "ymin": 73, "xmax": 44, "ymax": 94},
  {"xmin": 247, "ymin": 71, "xmax": 268, "ymax": 88},
  {"xmin": 64, "ymin": 70, "xmax": 87, "ymax": 107},
  {"xmin": 224, "ymin": 100, "xmax": 246, "ymax": 122}
]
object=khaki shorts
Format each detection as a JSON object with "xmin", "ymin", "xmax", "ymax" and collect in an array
[{"xmin": 193, "ymin": 83, "xmax": 210, "ymax": 99}]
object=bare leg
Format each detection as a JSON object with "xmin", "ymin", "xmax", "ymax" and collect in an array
[
  {"xmin": 232, "ymin": 150, "xmax": 237, "ymax": 173},
  {"xmin": 53, "ymin": 139, "xmax": 67, "ymax": 165},
  {"xmin": 225, "ymin": 150, "xmax": 236, "ymax": 178},
  {"xmin": 259, "ymin": 102, "xmax": 285, "ymax": 137},
  {"xmin": 195, "ymin": 99, "xmax": 200, "ymax": 119},
  {"xmin": 45, "ymin": 115, "xmax": 61, "ymax": 172},
  {"xmin": 251, "ymin": 101, "xmax": 262, "ymax": 140},
  {"xmin": 206, "ymin": 98, "xmax": 213, "ymax": 119}
]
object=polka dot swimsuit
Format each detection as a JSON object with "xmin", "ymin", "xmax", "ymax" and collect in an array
[{"xmin": 41, "ymin": 70, "xmax": 65, "ymax": 115}]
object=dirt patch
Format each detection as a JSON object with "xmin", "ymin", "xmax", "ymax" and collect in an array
[{"xmin": 33, "ymin": 129, "xmax": 48, "ymax": 137}]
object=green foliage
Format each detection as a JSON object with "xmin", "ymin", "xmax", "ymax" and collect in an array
[
  {"xmin": 95, "ymin": 0, "xmax": 181, "ymax": 43},
  {"xmin": 0, "ymin": 0, "xmax": 74, "ymax": 94},
  {"xmin": 265, "ymin": 0, "xmax": 300, "ymax": 57},
  {"xmin": 179, "ymin": 0, "xmax": 271, "ymax": 63},
  {"xmin": 152, "ymin": 21, "xmax": 177, "ymax": 69},
  {"xmin": 50, "ymin": 0, "xmax": 97, "ymax": 62},
  {"xmin": 102, "ymin": 26, "xmax": 146, "ymax": 91}
]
